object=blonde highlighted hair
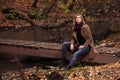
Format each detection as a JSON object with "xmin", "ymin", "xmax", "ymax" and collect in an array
[{"xmin": 73, "ymin": 14, "xmax": 85, "ymax": 26}]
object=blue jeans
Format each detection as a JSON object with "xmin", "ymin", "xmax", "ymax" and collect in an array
[{"xmin": 62, "ymin": 42, "xmax": 91, "ymax": 67}]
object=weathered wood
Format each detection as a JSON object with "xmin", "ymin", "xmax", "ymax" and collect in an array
[
  {"xmin": 0, "ymin": 39, "xmax": 120, "ymax": 64},
  {"xmin": 0, "ymin": 39, "xmax": 61, "ymax": 49},
  {"xmin": 82, "ymin": 54, "xmax": 120, "ymax": 64},
  {"xmin": 0, "ymin": 44, "xmax": 61, "ymax": 59}
]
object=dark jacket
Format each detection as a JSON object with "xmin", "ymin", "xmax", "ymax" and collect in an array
[{"xmin": 71, "ymin": 24, "xmax": 97, "ymax": 59}]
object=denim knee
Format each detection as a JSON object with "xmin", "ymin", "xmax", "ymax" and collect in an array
[
  {"xmin": 62, "ymin": 42, "xmax": 70, "ymax": 48},
  {"xmin": 62, "ymin": 42, "xmax": 69, "ymax": 46},
  {"xmin": 73, "ymin": 52, "xmax": 78, "ymax": 58}
]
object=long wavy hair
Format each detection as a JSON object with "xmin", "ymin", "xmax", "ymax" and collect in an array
[
  {"xmin": 72, "ymin": 14, "xmax": 85, "ymax": 32},
  {"xmin": 73, "ymin": 14, "xmax": 85, "ymax": 26}
]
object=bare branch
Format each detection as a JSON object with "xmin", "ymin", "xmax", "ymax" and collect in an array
[{"xmin": 32, "ymin": 0, "xmax": 38, "ymax": 8}]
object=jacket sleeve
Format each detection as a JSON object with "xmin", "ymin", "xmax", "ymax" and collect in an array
[
  {"xmin": 83, "ymin": 25, "xmax": 93, "ymax": 47},
  {"xmin": 70, "ymin": 26, "xmax": 76, "ymax": 44},
  {"xmin": 71, "ymin": 38, "xmax": 75, "ymax": 44}
]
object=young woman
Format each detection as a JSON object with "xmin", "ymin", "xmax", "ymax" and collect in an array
[{"xmin": 59, "ymin": 14, "xmax": 97, "ymax": 70}]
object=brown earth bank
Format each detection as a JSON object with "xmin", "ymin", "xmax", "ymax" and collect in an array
[{"xmin": 1, "ymin": 58, "xmax": 120, "ymax": 80}]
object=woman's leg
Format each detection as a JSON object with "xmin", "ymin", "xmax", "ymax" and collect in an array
[
  {"xmin": 65, "ymin": 46, "xmax": 91, "ymax": 70},
  {"xmin": 59, "ymin": 42, "xmax": 70, "ymax": 67},
  {"xmin": 61, "ymin": 42, "xmax": 70, "ymax": 61}
]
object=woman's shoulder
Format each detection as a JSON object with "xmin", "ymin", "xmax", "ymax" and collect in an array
[{"xmin": 82, "ymin": 24, "xmax": 89, "ymax": 28}]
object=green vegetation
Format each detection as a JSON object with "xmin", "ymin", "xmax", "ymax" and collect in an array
[
  {"xmin": 0, "ymin": 0, "xmax": 120, "ymax": 41},
  {"xmin": 1, "ymin": 0, "xmax": 120, "ymax": 20},
  {"xmin": 3, "ymin": 9, "xmax": 23, "ymax": 20},
  {"xmin": 28, "ymin": 10, "xmax": 42, "ymax": 19}
]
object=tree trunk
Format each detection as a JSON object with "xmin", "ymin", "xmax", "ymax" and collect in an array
[
  {"xmin": 83, "ymin": 0, "xmax": 87, "ymax": 8},
  {"xmin": 68, "ymin": 0, "xmax": 76, "ymax": 10},
  {"xmin": 41, "ymin": 0, "xmax": 57, "ymax": 17},
  {"xmin": 63, "ymin": 0, "xmax": 68, "ymax": 4},
  {"xmin": 32, "ymin": 0, "xmax": 38, "ymax": 8}
]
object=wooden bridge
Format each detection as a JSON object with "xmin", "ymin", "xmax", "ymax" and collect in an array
[{"xmin": 0, "ymin": 39, "xmax": 120, "ymax": 64}]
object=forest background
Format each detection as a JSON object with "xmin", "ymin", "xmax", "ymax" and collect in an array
[{"xmin": 0, "ymin": 0, "xmax": 120, "ymax": 43}]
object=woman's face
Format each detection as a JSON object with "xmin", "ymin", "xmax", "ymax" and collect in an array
[{"xmin": 75, "ymin": 15, "xmax": 82, "ymax": 23}]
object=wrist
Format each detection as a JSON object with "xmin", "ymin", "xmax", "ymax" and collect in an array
[
  {"xmin": 82, "ymin": 45, "xmax": 84, "ymax": 48},
  {"xmin": 71, "ymin": 44, "xmax": 74, "ymax": 46},
  {"xmin": 79, "ymin": 45, "xmax": 84, "ymax": 48}
]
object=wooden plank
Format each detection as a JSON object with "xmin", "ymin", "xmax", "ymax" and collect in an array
[
  {"xmin": 82, "ymin": 54, "xmax": 120, "ymax": 64},
  {"xmin": 0, "ymin": 39, "xmax": 26, "ymax": 45},
  {"xmin": 0, "ymin": 45, "xmax": 61, "ymax": 59},
  {"xmin": 0, "ymin": 39, "xmax": 120, "ymax": 64},
  {"xmin": 0, "ymin": 44, "xmax": 120, "ymax": 64},
  {"xmin": 0, "ymin": 39, "xmax": 61, "ymax": 49}
]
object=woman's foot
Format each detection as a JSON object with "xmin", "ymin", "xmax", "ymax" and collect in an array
[
  {"xmin": 64, "ymin": 65, "xmax": 72, "ymax": 70},
  {"xmin": 58, "ymin": 60, "xmax": 69, "ymax": 68},
  {"xmin": 58, "ymin": 62, "xmax": 65, "ymax": 68}
]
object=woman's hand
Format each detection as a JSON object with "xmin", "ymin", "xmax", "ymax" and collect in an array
[
  {"xmin": 70, "ymin": 44, "xmax": 74, "ymax": 52},
  {"xmin": 78, "ymin": 45, "xmax": 84, "ymax": 49}
]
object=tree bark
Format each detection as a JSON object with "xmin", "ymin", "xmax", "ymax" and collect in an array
[
  {"xmin": 32, "ymin": 0, "xmax": 38, "ymax": 8},
  {"xmin": 41, "ymin": 0, "xmax": 57, "ymax": 17},
  {"xmin": 68, "ymin": 0, "xmax": 76, "ymax": 10},
  {"xmin": 63, "ymin": 0, "xmax": 68, "ymax": 4},
  {"xmin": 21, "ymin": 16, "xmax": 72, "ymax": 30},
  {"xmin": 83, "ymin": 0, "xmax": 87, "ymax": 8}
]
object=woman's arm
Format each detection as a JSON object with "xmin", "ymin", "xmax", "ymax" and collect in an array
[
  {"xmin": 82, "ymin": 24, "xmax": 93, "ymax": 47},
  {"xmin": 70, "ymin": 26, "xmax": 76, "ymax": 44},
  {"xmin": 70, "ymin": 26, "xmax": 76, "ymax": 51}
]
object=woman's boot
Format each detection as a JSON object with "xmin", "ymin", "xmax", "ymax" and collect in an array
[{"xmin": 58, "ymin": 58, "xmax": 69, "ymax": 68}]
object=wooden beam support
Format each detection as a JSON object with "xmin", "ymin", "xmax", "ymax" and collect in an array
[{"xmin": 0, "ymin": 39, "xmax": 120, "ymax": 64}]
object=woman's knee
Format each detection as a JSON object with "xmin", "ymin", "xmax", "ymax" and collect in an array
[
  {"xmin": 62, "ymin": 42, "xmax": 70, "ymax": 48},
  {"xmin": 72, "ymin": 54, "xmax": 77, "ymax": 62},
  {"xmin": 73, "ymin": 53, "xmax": 78, "ymax": 58}
]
